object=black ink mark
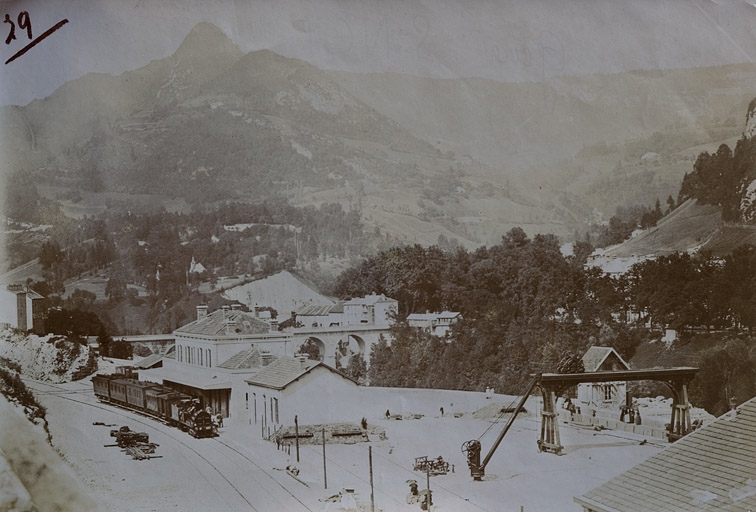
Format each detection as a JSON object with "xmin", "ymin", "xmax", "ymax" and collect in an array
[
  {"xmin": 5, "ymin": 18, "xmax": 67, "ymax": 64},
  {"xmin": 18, "ymin": 11, "xmax": 31, "ymax": 40},
  {"xmin": 3, "ymin": 14, "xmax": 15, "ymax": 44}
]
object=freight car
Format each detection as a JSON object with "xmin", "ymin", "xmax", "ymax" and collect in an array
[{"xmin": 92, "ymin": 373, "xmax": 218, "ymax": 439}]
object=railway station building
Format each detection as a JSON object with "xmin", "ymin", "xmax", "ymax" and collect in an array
[{"xmin": 140, "ymin": 304, "xmax": 297, "ymax": 420}]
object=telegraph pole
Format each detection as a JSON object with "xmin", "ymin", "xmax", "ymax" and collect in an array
[
  {"xmin": 295, "ymin": 415, "xmax": 300, "ymax": 462},
  {"xmin": 322, "ymin": 427, "xmax": 328, "ymax": 489},
  {"xmin": 369, "ymin": 446, "xmax": 375, "ymax": 512}
]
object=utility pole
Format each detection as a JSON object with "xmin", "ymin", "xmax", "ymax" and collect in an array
[
  {"xmin": 322, "ymin": 427, "xmax": 328, "ymax": 489},
  {"xmin": 426, "ymin": 465, "xmax": 431, "ymax": 510},
  {"xmin": 295, "ymin": 415, "xmax": 300, "ymax": 463},
  {"xmin": 369, "ymin": 446, "xmax": 375, "ymax": 512}
]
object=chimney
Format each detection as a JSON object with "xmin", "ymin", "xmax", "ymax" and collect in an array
[
  {"xmin": 225, "ymin": 317, "xmax": 236, "ymax": 335},
  {"xmin": 726, "ymin": 397, "xmax": 739, "ymax": 421},
  {"xmin": 196, "ymin": 304, "xmax": 208, "ymax": 321},
  {"xmin": 231, "ymin": 303, "xmax": 242, "ymax": 311},
  {"xmin": 297, "ymin": 353, "xmax": 309, "ymax": 370},
  {"xmin": 261, "ymin": 351, "xmax": 273, "ymax": 366},
  {"xmin": 221, "ymin": 304, "xmax": 230, "ymax": 319}
]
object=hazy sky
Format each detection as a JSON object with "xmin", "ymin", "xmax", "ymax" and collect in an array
[{"xmin": 1, "ymin": 0, "xmax": 756, "ymax": 106}]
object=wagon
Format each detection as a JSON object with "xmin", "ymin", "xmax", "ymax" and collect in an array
[{"xmin": 413, "ymin": 456, "xmax": 449, "ymax": 475}]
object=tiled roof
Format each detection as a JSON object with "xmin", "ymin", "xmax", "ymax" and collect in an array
[
  {"xmin": 581, "ymin": 346, "xmax": 630, "ymax": 373},
  {"xmin": 217, "ymin": 347, "xmax": 263, "ymax": 370},
  {"xmin": 576, "ymin": 398, "xmax": 756, "ymax": 512},
  {"xmin": 245, "ymin": 356, "xmax": 353, "ymax": 390},
  {"xmin": 175, "ymin": 309, "xmax": 271, "ymax": 336},
  {"xmin": 133, "ymin": 354, "xmax": 164, "ymax": 369},
  {"xmin": 297, "ymin": 304, "xmax": 343, "ymax": 316},
  {"xmin": 407, "ymin": 311, "xmax": 460, "ymax": 321},
  {"xmin": 344, "ymin": 293, "xmax": 397, "ymax": 306}
]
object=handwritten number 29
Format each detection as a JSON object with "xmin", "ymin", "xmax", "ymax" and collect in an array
[{"xmin": 4, "ymin": 11, "xmax": 32, "ymax": 45}]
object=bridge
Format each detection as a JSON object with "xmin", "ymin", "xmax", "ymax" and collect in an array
[
  {"xmin": 537, "ymin": 367, "xmax": 699, "ymax": 454},
  {"xmin": 111, "ymin": 325, "xmax": 389, "ymax": 368},
  {"xmin": 112, "ymin": 334, "xmax": 176, "ymax": 355},
  {"xmin": 286, "ymin": 324, "xmax": 390, "ymax": 367}
]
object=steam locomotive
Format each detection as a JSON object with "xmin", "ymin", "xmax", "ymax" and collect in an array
[{"xmin": 92, "ymin": 370, "xmax": 217, "ymax": 439}]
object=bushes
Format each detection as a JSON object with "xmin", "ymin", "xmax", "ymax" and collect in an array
[{"xmin": 0, "ymin": 365, "xmax": 46, "ymax": 420}]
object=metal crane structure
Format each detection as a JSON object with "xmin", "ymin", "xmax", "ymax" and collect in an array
[
  {"xmin": 462, "ymin": 374, "xmax": 540, "ymax": 481},
  {"xmin": 462, "ymin": 366, "xmax": 699, "ymax": 481}
]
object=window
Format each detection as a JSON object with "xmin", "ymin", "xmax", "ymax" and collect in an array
[
  {"xmin": 274, "ymin": 397, "xmax": 279, "ymax": 423},
  {"xmin": 207, "ymin": 349, "xmax": 211, "ymax": 368},
  {"xmin": 245, "ymin": 393, "xmax": 249, "ymax": 410},
  {"xmin": 199, "ymin": 349, "xmax": 203, "ymax": 366},
  {"xmin": 603, "ymin": 385, "xmax": 613, "ymax": 401}
]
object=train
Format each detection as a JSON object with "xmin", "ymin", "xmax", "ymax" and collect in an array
[{"xmin": 92, "ymin": 368, "xmax": 217, "ymax": 439}]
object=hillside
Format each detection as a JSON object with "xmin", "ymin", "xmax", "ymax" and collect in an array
[
  {"xmin": 603, "ymin": 199, "xmax": 723, "ymax": 258},
  {"xmin": 603, "ymin": 99, "xmax": 756, "ymax": 258}
]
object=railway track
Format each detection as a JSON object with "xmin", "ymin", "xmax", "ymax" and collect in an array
[{"xmin": 25, "ymin": 378, "xmax": 313, "ymax": 512}]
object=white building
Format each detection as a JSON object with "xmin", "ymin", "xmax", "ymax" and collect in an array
[
  {"xmin": 294, "ymin": 304, "xmax": 344, "ymax": 328},
  {"xmin": 245, "ymin": 355, "xmax": 359, "ymax": 437},
  {"xmin": 576, "ymin": 346, "xmax": 631, "ymax": 411},
  {"xmin": 342, "ymin": 293, "xmax": 397, "ymax": 327},
  {"xmin": 140, "ymin": 304, "xmax": 295, "ymax": 419},
  {"xmin": 407, "ymin": 311, "xmax": 461, "ymax": 336}
]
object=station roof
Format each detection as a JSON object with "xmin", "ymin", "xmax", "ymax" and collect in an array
[
  {"xmin": 575, "ymin": 396, "xmax": 756, "ymax": 512},
  {"xmin": 245, "ymin": 356, "xmax": 355, "ymax": 390},
  {"xmin": 175, "ymin": 309, "xmax": 272, "ymax": 337}
]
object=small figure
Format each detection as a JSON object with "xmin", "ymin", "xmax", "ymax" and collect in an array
[
  {"xmin": 361, "ymin": 417, "xmax": 368, "ymax": 429},
  {"xmin": 216, "ymin": 413, "xmax": 223, "ymax": 427},
  {"xmin": 440, "ymin": 407, "xmax": 444, "ymax": 417},
  {"xmin": 385, "ymin": 409, "xmax": 391, "ymax": 419},
  {"xmin": 286, "ymin": 465, "xmax": 300, "ymax": 476}
]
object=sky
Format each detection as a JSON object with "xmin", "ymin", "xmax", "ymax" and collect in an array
[{"xmin": 1, "ymin": 0, "xmax": 756, "ymax": 106}]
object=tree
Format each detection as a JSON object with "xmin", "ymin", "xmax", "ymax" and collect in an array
[
  {"xmin": 97, "ymin": 325, "xmax": 113, "ymax": 357},
  {"xmin": 298, "ymin": 338, "xmax": 322, "ymax": 360},
  {"xmin": 556, "ymin": 352, "xmax": 585, "ymax": 374},
  {"xmin": 690, "ymin": 339, "xmax": 756, "ymax": 416},
  {"xmin": 105, "ymin": 277, "xmax": 127, "ymax": 302}
]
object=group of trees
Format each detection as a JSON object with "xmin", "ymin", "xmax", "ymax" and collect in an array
[
  {"xmin": 628, "ymin": 246, "xmax": 756, "ymax": 331},
  {"xmin": 590, "ymin": 198, "xmax": 674, "ymax": 249},
  {"xmin": 678, "ymin": 137, "xmax": 756, "ymax": 221},
  {"xmin": 334, "ymin": 228, "xmax": 756, "ymax": 415},
  {"xmin": 27, "ymin": 199, "xmax": 380, "ymax": 334},
  {"xmin": 338, "ymin": 229, "xmax": 642, "ymax": 393}
]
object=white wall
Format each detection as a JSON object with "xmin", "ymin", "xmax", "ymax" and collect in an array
[{"xmin": 0, "ymin": 289, "xmax": 19, "ymax": 329}]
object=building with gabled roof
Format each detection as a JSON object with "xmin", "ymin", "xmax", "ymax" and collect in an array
[
  {"xmin": 577, "ymin": 346, "xmax": 632, "ymax": 411},
  {"xmin": 245, "ymin": 355, "xmax": 359, "ymax": 436},
  {"xmin": 140, "ymin": 304, "xmax": 296, "ymax": 420},
  {"xmin": 343, "ymin": 293, "xmax": 397, "ymax": 327},
  {"xmin": 582, "ymin": 346, "xmax": 631, "ymax": 373},
  {"xmin": 575, "ymin": 397, "xmax": 756, "ymax": 512},
  {"xmin": 295, "ymin": 303, "xmax": 344, "ymax": 328},
  {"xmin": 407, "ymin": 311, "xmax": 461, "ymax": 337}
]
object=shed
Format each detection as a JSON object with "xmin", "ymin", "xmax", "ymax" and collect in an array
[
  {"xmin": 245, "ymin": 356, "xmax": 359, "ymax": 437},
  {"xmin": 577, "ymin": 346, "xmax": 631, "ymax": 410}
]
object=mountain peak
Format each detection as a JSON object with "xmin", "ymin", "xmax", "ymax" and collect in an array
[{"xmin": 174, "ymin": 22, "xmax": 242, "ymax": 63}]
